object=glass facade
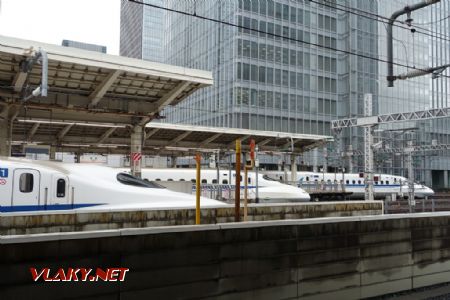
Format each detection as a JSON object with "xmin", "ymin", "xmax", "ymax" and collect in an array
[
  {"xmin": 163, "ymin": 0, "xmax": 343, "ymax": 136},
  {"xmin": 120, "ymin": 0, "xmax": 450, "ymax": 188},
  {"xmin": 120, "ymin": 0, "xmax": 165, "ymax": 63}
]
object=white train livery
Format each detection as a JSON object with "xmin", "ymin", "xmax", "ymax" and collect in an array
[
  {"xmin": 264, "ymin": 171, "xmax": 434, "ymax": 199},
  {"xmin": 0, "ymin": 157, "xmax": 226, "ymax": 213},
  {"xmin": 134, "ymin": 168, "xmax": 311, "ymax": 202}
]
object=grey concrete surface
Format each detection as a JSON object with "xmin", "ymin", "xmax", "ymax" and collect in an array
[{"xmin": 2, "ymin": 213, "xmax": 450, "ymax": 299}]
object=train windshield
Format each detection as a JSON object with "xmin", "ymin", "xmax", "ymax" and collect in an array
[
  {"xmin": 116, "ymin": 173, "xmax": 165, "ymax": 188},
  {"xmin": 262, "ymin": 175, "xmax": 278, "ymax": 181}
]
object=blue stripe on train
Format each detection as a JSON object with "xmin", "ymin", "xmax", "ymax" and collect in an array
[
  {"xmin": 343, "ymin": 184, "xmax": 401, "ymax": 188},
  {"xmin": 192, "ymin": 185, "xmax": 258, "ymax": 190},
  {"xmin": 0, "ymin": 203, "xmax": 103, "ymax": 212},
  {"xmin": 300, "ymin": 184, "xmax": 401, "ymax": 188}
]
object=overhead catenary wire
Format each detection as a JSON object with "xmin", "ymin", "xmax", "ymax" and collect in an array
[
  {"xmin": 311, "ymin": 0, "xmax": 450, "ymax": 43},
  {"xmin": 413, "ymin": 14, "xmax": 450, "ymax": 25},
  {"xmin": 127, "ymin": 0, "xmax": 450, "ymax": 80}
]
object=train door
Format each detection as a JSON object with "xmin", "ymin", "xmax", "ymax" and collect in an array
[
  {"xmin": 50, "ymin": 175, "xmax": 70, "ymax": 205},
  {"xmin": 12, "ymin": 169, "xmax": 40, "ymax": 206}
]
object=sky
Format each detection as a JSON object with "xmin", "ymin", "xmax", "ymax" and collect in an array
[{"xmin": 0, "ymin": 0, "xmax": 121, "ymax": 55}]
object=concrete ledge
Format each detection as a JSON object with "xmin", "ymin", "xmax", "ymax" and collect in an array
[{"xmin": 0, "ymin": 201, "xmax": 382, "ymax": 235}]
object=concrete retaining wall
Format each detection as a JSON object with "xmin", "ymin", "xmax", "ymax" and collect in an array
[
  {"xmin": 0, "ymin": 201, "xmax": 382, "ymax": 235},
  {"xmin": 2, "ymin": 213, "xmax": 450, "ymax": 299}
]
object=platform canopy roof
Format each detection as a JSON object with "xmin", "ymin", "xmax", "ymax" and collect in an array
[
  {"xmin": 11, "ymin": 120, "xmax": 332, "ymax": 155},
  {"xmin": 0, "ymin": 35, "xmax": 213, "ymax": 124},
  {"xmin": 2, "ymin": 36, "xmax": 332, "ymax": 156}
]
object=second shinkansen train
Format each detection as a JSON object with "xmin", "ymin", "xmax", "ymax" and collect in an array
[
  {"xmin": 133, "ymin": 168, "xmax": 311, "ymax": 202},
  {"xmin": 263, "ymin": 171, "xmax": 434, "ymax": 199}
]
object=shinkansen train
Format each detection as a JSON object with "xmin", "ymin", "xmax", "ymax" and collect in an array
[
  {"xmin": 264, "ymin": 171, "xmax": 434, "ymax": 199},
  {"xmin": 0, "ymin": 157, "xmax": 226, "ymax": 212},
  {"xmin": 133, "ymin": 168, "xmax": 311, "ymax": 202}
]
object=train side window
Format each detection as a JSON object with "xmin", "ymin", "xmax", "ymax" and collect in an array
[
  {"xmin": 279, "ymin": 176, "xmax": 283, "ymax": 181},
  {"xmin": 386, "ymin": 180, "xmax": 390, "ymax": 185},
  {"xmin": 19, "ymin": 173, "xmax": 34, "ymax": 193},
  {"xmin": 394, "ymin": 178, "xmax": 397, "ymax": 182},
  {"xmin": 248, "ymin": 178, "xmax": 251, "ymax": 184},
  {"xmin": 180, "ymin": 179, "xmax": 185, "ymax": 181},
  {"xmin": 352, "ymin": 180, "xmax": 355, "ymax": 184},
  {"xmin": 201, "ymin": 179, "xmax": 207, "ymax": 184},
  {"xmin": 346, "ymin": 180, "xmax": 349, "ymax": 184},
  {"xmin": 306, "ymin": 177, "xmax": 309, "ymax": 181},
  {"xmin": 191, "ymin": 179, "xmax": 196, "ymax": 183},
  {"xmin": 56, "ymin": 179, "xmax": 66, "ymax": 198},
  {"xmin": 155, "ymin": 178, "xmax": 161, "ymax": 181},
  {"xmin": 212, "ymin": 179, "xmax": 218, "ymax": 184},
  {"xmin": 168, "ymin": 178, "xmax": 174, "ymax": 181},
  {"xmin": 375, "ymin": 181, "xmax": 378, "ymax": 185},
  {"xmin": 381, "ymin": 181, "xmax": 384, "ymax": 185},
  {"xmin": 222, "ymin": 179, "xmax": 228, "ymax": 184},
  {"xmin": 357, "ymin": 180, "xmax": 361, "ymax": 184}
]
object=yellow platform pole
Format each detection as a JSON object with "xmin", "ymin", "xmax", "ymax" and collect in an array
[{"xmin": 195, "ymin": 153, "xmax": 201, "ymax": 225}]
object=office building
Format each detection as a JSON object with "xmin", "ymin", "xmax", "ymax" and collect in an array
[
  {"xmin": 120, "ymin": 0, "xmax": 450, "ymax": 188},
  {"xmin": 120, "ymin": 0, "xmax": 165, "ymax": 62}
]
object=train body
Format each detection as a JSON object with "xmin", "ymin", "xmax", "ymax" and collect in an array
[
  {"xmin": 133, "ymin": 168, "xmax": 311, "ymax": 202},
  {"xmin": 0, "ymin": 157, "xmax": 225, "ymax": 212},
  {"xmin": 264, "ymin": 170, "xmax": 434, "ymax": 199}
]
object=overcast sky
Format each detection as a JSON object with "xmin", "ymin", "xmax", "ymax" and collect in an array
[{"xmin": 0, "ymin": 0, "xmax": 121, "ymax": 55}]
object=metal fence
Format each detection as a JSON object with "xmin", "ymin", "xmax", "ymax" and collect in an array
[{"xmin": 196, "ymin": 184, "xmax": 256, "ymax": 203}]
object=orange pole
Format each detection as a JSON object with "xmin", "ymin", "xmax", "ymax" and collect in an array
[
  {"xmin": 235, "ymin": 139, "xmax": 241, "ymax": 222},
  {"xmin": 244, "ymin": 139, "xmax": 255, "ymax": 221}
]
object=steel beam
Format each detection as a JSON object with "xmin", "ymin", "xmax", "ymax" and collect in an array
[
  {"xmin": 363, "ymin": 94, "xmax": 374, "ymax": 201},
  {"xmin": 166, "ymin": 131, "xmax": 192, "ymax": 147},
  {"xmin": 145, "ymin": 128, "xmax": 160, "ymax": 140},
  {"xmin": 12, "ymin": 71, "xmax": 28, "ymax": 92},
  {"xmin": 152, "ymin": 81, "xmax": 190, "ymax": 113},
  {"xmin": 88, "ymin": 70, "xmax": 121, "ymax": 107},
  {"xmin": 332, "ymin": 107, "xmax": 450, "ymax": 129},
  {"xmin": 27, "ymin": 123, "xmax": 40, "ymax": 141},
  {"xmin": 199, "ymin": 133, "xmax": 222, "ymax": 147},
  {"xmin": 57, "ymin": 124, "xmax": 74, "ymax": 140},
  {"xmin": 96, "ymin": 127, "xmax": 116, "ymax": 145}
]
